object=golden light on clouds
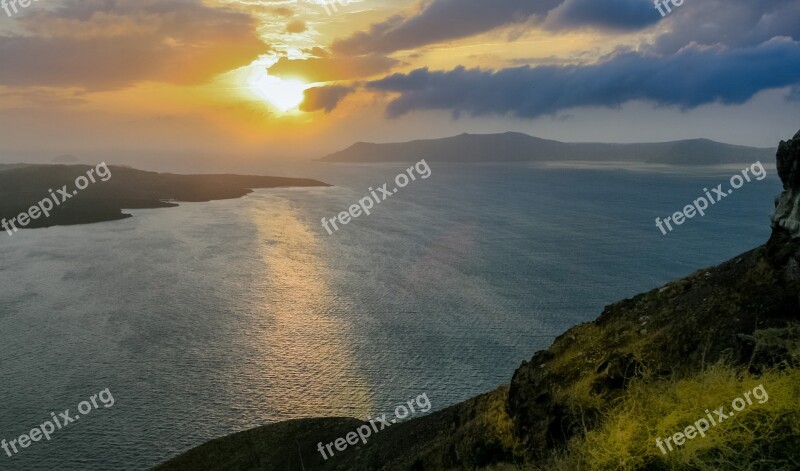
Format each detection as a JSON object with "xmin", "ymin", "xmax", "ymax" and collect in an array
[{"xmin": 0, "ymin": 0, "xmax": 787, "ymax": 161}]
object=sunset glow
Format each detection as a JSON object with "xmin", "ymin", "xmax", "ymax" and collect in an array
[
  {"xmin": 0, "ymin": 0, "xmax": 796, "ymax": 165},
  {"xmin": 247, "ymin": 69, "xmax": 308, "ymax": 113},
  {"xmin": 1, "ymin": 1, "xmax": 800, "ymax": 470}
]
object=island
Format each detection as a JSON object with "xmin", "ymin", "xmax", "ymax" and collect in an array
[
  {"xmin": 0, "ymin": 164, "xmax": 330, "ymax": 230},
  {"xmin": 321, "ymin": 132, "xmax": 776, "ymax": 165}
]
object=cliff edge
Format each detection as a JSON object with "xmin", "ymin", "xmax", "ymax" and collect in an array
[{"xmin": 772, "ymin": 130, "xmax": 800, "ymax": 238}]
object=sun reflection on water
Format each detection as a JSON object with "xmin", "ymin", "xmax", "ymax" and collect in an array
[{"xmin": 247, "ymin": 199, "xmax": 373, "ymax": 420}]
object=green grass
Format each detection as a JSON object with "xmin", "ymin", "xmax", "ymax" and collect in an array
[{"xmin": 533, "ymin": 364, "xmax": 800, "ymax": 471}]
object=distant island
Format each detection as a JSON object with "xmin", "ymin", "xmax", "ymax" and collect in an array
[
  {"xmin": 321, "ymin": 132, "xmax": 776, "ymax": 165},
  {"xmin": 0, "ymin": 164, "xmax": 329, "ymax": 230}
]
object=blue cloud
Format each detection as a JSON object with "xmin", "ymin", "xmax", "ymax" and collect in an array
[
  {"xmin": 332, "ymin": 0, "xmax": 661, "ymax": 55},
  {"xmin": 367, "ymin": 39, "xmax": 800, "ymax": 118},
  {"xmin": 649, "ymin": 0, "xmax": 800, "ymax": 54},
  {"xmin": 547, "ymin": 0, "xmax": 661, "ymax": 31},
  {"xmin": 788, "ymin": 85, "xmax": 800, "ymax": 102}
]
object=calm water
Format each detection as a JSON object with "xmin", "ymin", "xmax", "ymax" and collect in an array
[{"xmin": 0, "ymin": 162, "xmax": 777, "ymax": 470}]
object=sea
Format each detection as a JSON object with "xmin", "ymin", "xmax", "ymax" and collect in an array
[{"xmin": 0, "ymin": 161, "xmax": 778, "ymax": 470}]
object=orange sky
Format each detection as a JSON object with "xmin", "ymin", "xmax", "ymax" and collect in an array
[{"xmin": 0, "ymin": 0, "xmax": 798, "ymax": 169}]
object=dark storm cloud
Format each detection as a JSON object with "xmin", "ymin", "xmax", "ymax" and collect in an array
[
  {"xmin": 364, "ymin": 39, "xmax": 800, "ymax": 118},
  {"xmin": 331, "ymin": 0, "xmax": 563, "ymax": 55},
  {"xmin": 650, "ymin": 0, "xmax": 800, "ymax": 54},
  {"xmin": 545, "ymin": 0, "xmax": 661, "ymax": 31},
  {"xmin": 331, "ymin": 0, "xmax": 678, "ymax": 55},
  {"xmin": 332, "ymin": 0, "xmax": 800, "ymax": 57}
]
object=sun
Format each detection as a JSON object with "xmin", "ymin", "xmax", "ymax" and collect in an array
[{"xmin": 247, "ymin": 69, "xmax": 308, "ymax": 113}]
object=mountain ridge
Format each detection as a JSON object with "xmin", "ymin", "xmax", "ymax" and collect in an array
[{"xmin": 321, "ymin": 132, "xmax": 776, "ymax": 165}]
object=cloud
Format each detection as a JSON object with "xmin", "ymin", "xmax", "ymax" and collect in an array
[
  {"xmin": 331, "ymin": 0, "xmax": 673, "ymax": 56},
  {"xmin": 302, "ymin": 47, "xmax": 330, "ymax": 58},
  {"xmin": 545, "ymin": 0, "xmax": 661, "ymax": 31},
  {"xmin": 269, "ymin": 53, "xmax": 398, "ymax": 82},
  {"xmin": 649, "ymin": 0, "xmax": 800, "ymax": 54},
  {"xmin": 273, "ymin": 7, "xmax": 294, "ymax": 17},
  {"xmin": 286, "ymin": 19, "xmax": 307, "ymax": 34},
  {"xmin": 332, "ymin": 0, "xmax": 562, "ymax": 55},
  {"xmin": 0, "ymin": 0, "xmax": 267, "ymax": 90},
  {"xmin": 331, "ymin": 0, "xmax": 800, "ymax": 59},
  {"xmin": 301, "ymin": 85, "xmax": 353, "ymax": 113},
  {"xmin": 788, "ymin": 85, "xmax": 800, "ymax": 102},
  {"xmin": 0, "ymin": 88, "xmax": 88, "ymax": 107},
  {"xmin": 364, "ymin": 39, "xmax": 800, "ymax": 118}
]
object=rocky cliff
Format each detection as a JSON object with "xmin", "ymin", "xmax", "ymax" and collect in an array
[{"xmin": 772, "ymin": 130, "xmax": 800, "ymax": 238}]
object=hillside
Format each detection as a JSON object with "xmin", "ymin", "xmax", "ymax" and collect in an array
[
  {"xmin": 320, "ymin": 132, "xmax": 776, "ymax": 165},
  {"xmin": 0, "ymin": 164, "xmax": 329, "ymax": 230},
  {"xmin": 155, "ymin": 131, "xmax": 800, "ymax": 471}
]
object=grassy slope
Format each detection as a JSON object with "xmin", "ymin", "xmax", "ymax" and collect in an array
[{"xmin": 508, "ymin": 237, "xmax": 800, "ymax": 470}]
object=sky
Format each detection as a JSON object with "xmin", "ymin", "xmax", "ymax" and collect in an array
[{"xmin": 0, "ymin": 0, "xmax": 798, "ymax": 170}]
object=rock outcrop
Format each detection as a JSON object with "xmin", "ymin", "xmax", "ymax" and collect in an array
[{"xmin": 772, "ymin": 130, "xmax": 800, "ymax": 238}]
